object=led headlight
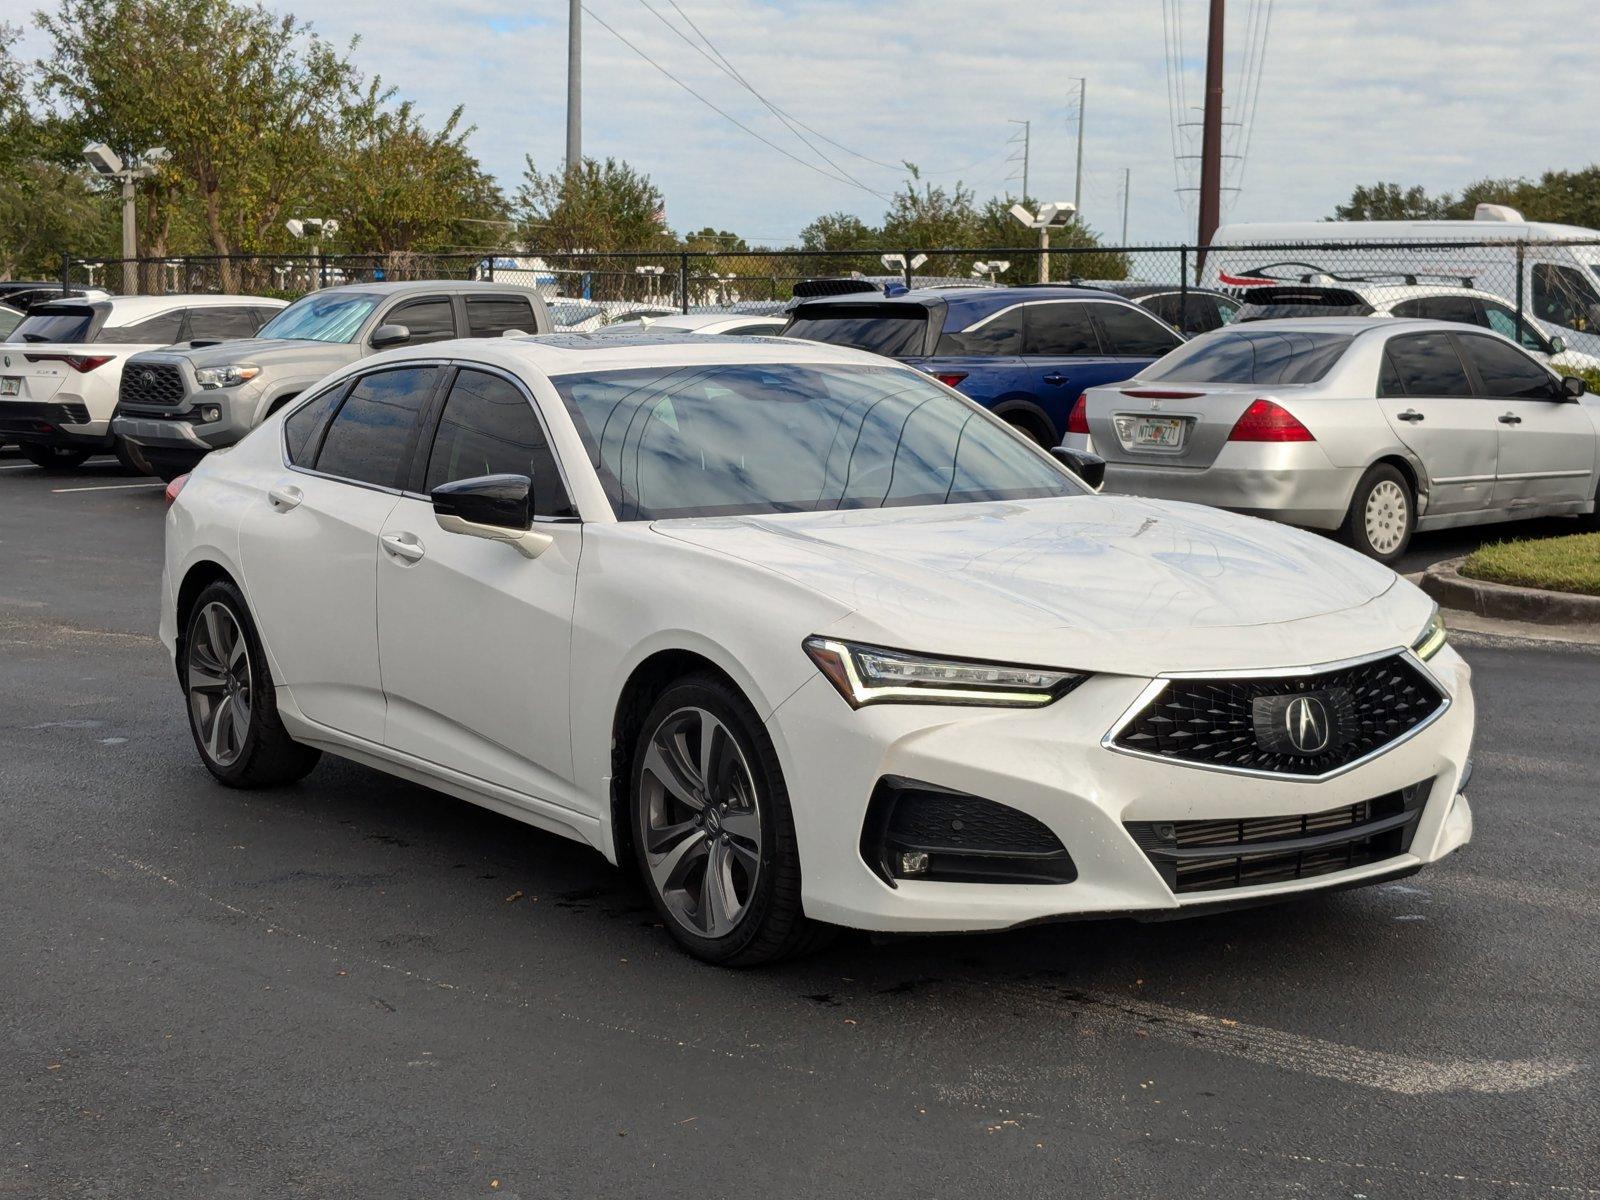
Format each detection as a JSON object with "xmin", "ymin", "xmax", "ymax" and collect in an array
[
  {"xmin": 194, "ymin": 364, "xmax": 261, "ymax": 390},
  {"xmin": 803, "ymin": 636, "xmax": 1087, "ymax": 708},
  {"xmin": 1411, "ymin": 608, "xmax": 1448, "ymax": 661}
]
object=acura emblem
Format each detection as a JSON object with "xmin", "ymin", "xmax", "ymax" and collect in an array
[{"xmin": 1284, "ymin": 696, "xmax": 1331, "ymax": 754}]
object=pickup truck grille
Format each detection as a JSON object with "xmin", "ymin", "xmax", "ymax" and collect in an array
[{"xmin": 118, "ymin": 363, "xmax": 188, "ymax": 409}]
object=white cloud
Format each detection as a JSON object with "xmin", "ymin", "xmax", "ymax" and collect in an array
[{"xmin": 14, "ymin": 0, "xmax": 1599, "ymax": 245}]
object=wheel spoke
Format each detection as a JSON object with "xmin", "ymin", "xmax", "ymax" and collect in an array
[
  {"xmin": 649, "ymin": 825, "xmax": 709, "ymax": 894},
  {"xmin": 699, "ymin": 712, "xmax": 727, "ymax": 794},
  {"xmin": 724, "ymin": 834, "xmax": 761, "ymax": 874},
  {"xmin": 203, "ymin": 606, "xmax": 227, "ymax": 665},
  {"xmin": 227, "ymin": 627, "xmax": 247, "ymax": 669},
  {"xmin": 206, "ymin": 694, "xmax": 232, "ymax": 760},
  {"xmin": 720, "ymin": 803, "xmax": 760, "ymax": 843},
  {"xmin": 187, "ymin": 662, "xmax": 227, "ymax": 693},
  {"xmin": 700, "ymin": 839, "xmax": 739, "ymax": 935},
  {"xmin": 640, "ymin": 733, "xmax": 704, "ymax": 810}
]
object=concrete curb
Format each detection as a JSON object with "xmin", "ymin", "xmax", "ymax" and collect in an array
[{"xmin": 1420, "ymin": 557, "xmax": 1600, "ymax": 625}]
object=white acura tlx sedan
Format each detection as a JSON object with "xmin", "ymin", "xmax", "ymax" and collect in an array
[{"xmin": 160, "ymin": 331, "xmax": 1475, "ymax": 965}]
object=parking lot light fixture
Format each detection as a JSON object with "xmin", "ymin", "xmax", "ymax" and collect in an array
[
  {"xmin": 83, "ymin": 143, "xmax": 168, "ymax": 296},
  {"xmin": 1010, "ymin": 202, "xmax": 1077, "ymax": 284}
]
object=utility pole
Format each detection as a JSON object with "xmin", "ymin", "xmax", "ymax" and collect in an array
[
  {"xmin": 1196, "ymin": 0, "xmax": 1226, "ymax": 256},
  {"xmin": 566, "ymin": 0, "xmax": 582, "ymax": 172},
  {"xmin": 1073, "ymin": 78, "xmax": 1087, "ymax": 218},
  {"xmin": 1007, "ymin": 119, "xmax": 1030, "ymax": 200},
  {"xmin": 1120, "ymin": 167, "xmax": 1131, "ymax": 245}
]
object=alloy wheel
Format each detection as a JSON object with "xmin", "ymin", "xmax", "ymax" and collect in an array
[
  {"xmin": 638, "ymin": 706, "xmax": 763, "ymax": 939},
  {"xmin": 187, "ymin": 601, "xmax": 253, "ymax": 768},
  {"xmin": 1364, "ymin": 479, "xmax": 1408, "ymax": 556}
]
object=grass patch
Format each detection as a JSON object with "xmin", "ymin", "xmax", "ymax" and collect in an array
[{"xmin": 1461, "ymin": 531, "xmax": 1600, "ymax": 597}]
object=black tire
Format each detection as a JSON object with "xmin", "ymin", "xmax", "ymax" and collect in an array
[
  {"xmin": 112, "ymin": 437, "xmax": 150, "ymax": 476},
  {"xmin": 1340, "ymin": 463, "xmax": 1415, "ymax": 564},
  {"xmin": 629, "ymin": 673, "xmax": 833, "ymax": 967},
  {"xmin": 20, "ymin": 443, "xmax": 91, "ymax": 471},
  {"xmin": 182, "ymin": 580, "xmax": 320, "ymax": 789},
  {"xmin": 1004, "ymin": 415, "xmax": 1050, "ymax": 447}
]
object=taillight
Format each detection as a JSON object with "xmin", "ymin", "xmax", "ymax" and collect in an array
[
  {"xmin": 1066, "ymin": 393, "xmax": 1090, "ymax": 435},
  {"xmin": 163, "ymin": 473, "xmax": 190, "ymax": 505},
  {"xmin": 1228, "ymin": 399, "xmax": 1314, "ymax": 442},
  {"xmin": 933, "ymin": 372, "xmax": 968, "ymax": 389},
  {"xmin": 22, "ymin": 353, "xmax": 113, "ymax": 373}
]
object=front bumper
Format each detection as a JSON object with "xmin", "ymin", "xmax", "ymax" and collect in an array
[
  {"xmin": 768, "ymin": 645, "xmax": 1474, "ymax": 933},
  {"xmin": 1063, "ymin": 437, "xmax": 1360, "ymax": 531}
]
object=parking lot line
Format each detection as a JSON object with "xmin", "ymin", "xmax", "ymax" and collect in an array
[{"xmin": 49, "ymin": 482, "xmax": 165, "ymax": 493}]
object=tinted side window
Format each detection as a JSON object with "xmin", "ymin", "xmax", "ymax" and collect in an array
[
  {"xmin": 1087, "ymin": 302, "xmax": 1184, "ymax": 356},
  {"xmin": 184, "ymin": 306, "xmax": 265, "ymax": 342},
  {"xmin": 937, "ymin": 308, "xmax": 1023, "ymax": 355},
  {"xmin": 424, "ymin": 369, "xmax": 571, "ymax": 516},
  {"xmin": 1383, "ymin": 334, "xmax": 1473, "ymax": 398},
  {"xmin": 385, "ymin": 297, "xmax": 457, "ymax": 345},
  {"xmin": 1022, "ymin": 303, "xmax": 1099, "ymax": 356},
  {"xmin": 1458, "ymin": 336, "xmax": 1558, "ymax": 400},
  {"xmin": 313, "ymin": 366, "xmax": 439, "ymax": 486},
  {"xmin": 1378, "ymin": 352, "xmax": 1407, "ymax": 398},
  {"xmin": 1531, "ymin": 263, "xmax": 1600, "ymax": 334},
  {"xmin": 283, "ymin": 385, "xmax": 347, "ymax": 466},
  {"xmin": 1480, "ymin": 301, "xmax": 1548, "ymax": 352},
  {"xmin": 99, "ymin": 309, "xmax": 184, "ymax": 344},
  {"xmin": 782, "ymin": 307, "xmax": 930, "ymax": 356},
  {"xmin": 1392, "ymin": 296, "xmax": 1483, "ymax": 327},
  {"xmin": 465, "ymin": 296, "xmax": 538, "ymax": 338}
]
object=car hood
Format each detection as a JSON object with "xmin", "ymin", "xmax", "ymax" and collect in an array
[
  {"xmin": 656, "ymin": 496, "xmax": 1430, "ymax": 675},
  {"xmin": 142, "ymin": 338, "xmax": 365, "ymax": 370}
]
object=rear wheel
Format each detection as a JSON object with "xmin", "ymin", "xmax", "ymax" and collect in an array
[
  {"xmin": 113, "ymin": 438, "xmax": 150, "ymax": 475},
  {"xmin": 183, "ymin": 581, "xmax": 320, "ymax": 788},
  {"xmin": 1003, "ymin": 415, "xmax": 1051, "ymax": 447},
  {"xmin": 630, "ymin": 675, "xmax": 832, "ymax": 966},
  {"xmin": 20, "ymin": 443, "xmax": 91, "ymax": 471},
  {"xmin": 1341, "ymin": 463, "xmax": 1415, "ymax": 563}
]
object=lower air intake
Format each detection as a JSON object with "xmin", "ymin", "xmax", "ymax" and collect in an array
[{"xmin": 860, "ymin": 777, "xmax": 1076, "ymax": 886}]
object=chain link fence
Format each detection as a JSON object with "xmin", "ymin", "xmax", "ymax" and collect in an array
[{"xmin": 54, "ymin": 239, "xmax": 1600, "ymax": 349}]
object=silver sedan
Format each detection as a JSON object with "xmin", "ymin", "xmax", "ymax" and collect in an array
[{"xmin": 1066, "ymin": 317, "xmax": 1600, "ymax": 562}]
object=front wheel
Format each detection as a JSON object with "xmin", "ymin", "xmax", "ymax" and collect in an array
[
  {"xmin": 1341, "ymin": 464, "xmax": 1415, "ymax": 564},
  {"xmin": 20, "ymin": 443, "xmax": 91, "ymax": 471},
  {"xmin": 630, "ymin": 675, "xmax": 832, "ymax": 966},
  {"xmin": 183, "ymin": 580, "xmax": 320, "ymax": 788}
]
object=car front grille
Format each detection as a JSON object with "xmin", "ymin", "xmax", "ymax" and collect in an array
[
  {"xmin": 1125, "ymin": 782, "xmax": 1427, "ymax": 893},
  {"xmin": 117, "ymin": 363, "xmax": 188, "ymax": 409},
  {"xmin": 1110, "ymin": 653, "xmax": 1446, "ymax": 777}
]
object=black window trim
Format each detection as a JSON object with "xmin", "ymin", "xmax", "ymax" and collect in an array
[
  {"xmin": 403, "ymin": 359, "xmax": 581, "ymax": 521},
  {"xmin": 1084, "ymin": 299, "xmax": 1186, "ymax": 356},
  {"xmin": 283, "ymin": 360, "xmax": 453, "ymax": 495}
]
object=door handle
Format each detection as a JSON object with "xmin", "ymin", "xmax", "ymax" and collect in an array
[
  {"xmin": 381, "ymin": 531, "xmax": 426, "ymax": 563},
  {"xmin": 1043, "ymin": 373, "xmax": 1068, "ymax": 386},
  {"xmin": 1497, "ymin": 412, "xmax": 1523, "ymax": 425},
  {"xmin": 1396, "ymin": 409, "xmax": 1425, "ymax": 423},
  {"xmin": 267, "ymin": 484, "xmax": 303, "ymax": 511}
]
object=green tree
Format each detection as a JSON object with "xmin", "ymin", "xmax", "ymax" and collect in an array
[
  {"xmin": 1331, "ymin": 182, "xmax": 1451, "ymax": 221},
  {"xmin": 1331, "ymin": 168, "xmax": 1600, "ymax": 228},
  {"xmin": 514, "ymin": 156, "xmax": 673, "ymax": 252},
  {"xmin": 878, "ymin": 171, "xmax": 980, "ymax": 250}
]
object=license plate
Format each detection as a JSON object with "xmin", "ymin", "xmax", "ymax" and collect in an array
[
  {"xmin": 1131, "ymin": 416, "xmax": 1184, "ymax": 448},
  {"xmin": 0, "ymin": 377, "xmax": 19, "ymax": 396}
]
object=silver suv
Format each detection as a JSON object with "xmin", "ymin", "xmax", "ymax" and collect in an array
[{"xmin": 113, "ymin": 281, "xmax": 550, "ymax": 479}]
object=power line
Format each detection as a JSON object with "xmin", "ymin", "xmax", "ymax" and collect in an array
[
  {"xmin": 636, "ymin": 0, "xmax": 886, "ymax": 197},
  {"xmin": 579, "ymin": 4, "xmax": 889, "ymax": 199}
]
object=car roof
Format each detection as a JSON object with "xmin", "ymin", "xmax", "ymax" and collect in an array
[
  {"xmin": 30, "ymin": 293, "xmax": 286, "ymax": 317},
  {"xmin": 1213, "ymin": 316, "xmax": 1460, "ymax": 336},
  {"xmin": 308, "ymin": 280, "xmax": 545, "ymax": 298},
  {"xmin": 1237, "ymin": 282, "xmax": 1513, "ymax": 307},
  {"xmin": 357, "ymin": 328, "xmax": 897, "ymax": 377}
]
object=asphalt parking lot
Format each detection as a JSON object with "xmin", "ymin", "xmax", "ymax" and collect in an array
[{"xmin": 2, "ymin": 452, "xmax": 1597, "ymax": 1199}]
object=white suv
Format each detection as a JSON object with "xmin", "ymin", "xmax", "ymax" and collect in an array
[{"xmin": 1, "ymin": 294, "xmax": 285, "ymax": 470}]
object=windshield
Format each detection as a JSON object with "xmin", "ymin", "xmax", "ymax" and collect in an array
[
  {"xmin": 551, "ymin": 362, "xmax": 1079, "ymax": 520},
  {"xmin": 6, "ymin": 307, "xmax": 97, "ymax": 345},
  {"xmin": 782, "ymin": 306, "xmax": 930, "ymax": 356},
  {"xmin": 1142, "ymin": 330, "xmax": 1355, "ymax": 384},
  {"xmin": 256, "ymin": 291, "xmax": 378, "ymax": 344}
]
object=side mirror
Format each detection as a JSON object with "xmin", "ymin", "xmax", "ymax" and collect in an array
[
  {"xmin": 1549, "ymin": 334, "xmax": 1567, "ymax": 354},
  {"xmin": 430, "ymin": 473, "xmax": 553, "ymax": 558},
  {"xmin": 1561, "ymin": 375, "xmax": 1588, "ymax": 400},
  {"xmin": 1050, "ymin": 445, "xmax": 1106, "ymax": 490},
  {"xmin": 370, "ymin": 323, "xmax": 411, "ymax": 349}
]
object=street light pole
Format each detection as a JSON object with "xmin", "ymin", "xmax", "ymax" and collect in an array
[
  {"xmin": 1073, "ymin": 77, "xmax": 1086, "ymax": 219},
  {"xmin": 120, "ymin": 177, "xmax": 137, "ymax": 295},
  {"xmin": 566, "ymin": 0, "xmax": 582, "ymax": 172}
]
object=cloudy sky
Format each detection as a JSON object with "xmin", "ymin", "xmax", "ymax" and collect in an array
[{"xmin": 15, "ymin": 0, "xmax": 1600, "ymax": 246}]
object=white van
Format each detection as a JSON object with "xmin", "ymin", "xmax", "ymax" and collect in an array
[{"xmin": 1205, "ymin": 206, "xmax": 1600, "ymax": 357}]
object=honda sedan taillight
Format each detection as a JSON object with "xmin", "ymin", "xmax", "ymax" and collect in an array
[
  {"xmin": 1066, "ymin": 394, "xmax": 1090, "ymax": 435},
  {"xmin": 1228, "ymin": 399, "xmax": 1314, "ymax": 442}
]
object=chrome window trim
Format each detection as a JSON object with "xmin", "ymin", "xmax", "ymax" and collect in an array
[
  {"xmin": 277, "ymin": 358, "xmax": 452, "ymax": 492},
  {"xmin": 1099, "ymin": 647, "xmax": 1452, "ymax": 783}
]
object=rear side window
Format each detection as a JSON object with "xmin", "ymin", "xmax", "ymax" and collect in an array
[
  {"xmin": 1390, "ymin": 296, "xmax": 1484, "ymax": 326},
  {"xmin": 385, "ymin": 297, "xmax": 457, "ymax": 345},
  {"xmin": 1143, "ymin": 330, "xmax": 1353, "ymax": 384},
  {"xmin": 1022, "ymin": 304, "xmax": 1099, "ymax": 356},
  {"xmin": 465, "ymin": 296, "xmax": 538, "ymax": 338},
  {"xmin": 782, "ymin": 306, "xmax": 930, "ymax": 356},
  {"xmin": 937, "ymin": 308, "xmax": 1023, "ymax": 355},
  {"xmin": 424, "ymin": 369, "xmax": 571, "ymax": 516},
  {"xmin": 1382, "ymin": 334, "xmax": 1474, "ymax": 398},
  {"xmin": 1087, "ymin": 302, "xmax": 1184, "ymax": 356},
  {"xmin": 6, "ymin": 306, "xmax": 97, "ymax": 344},
  {"xmin": 312, "ymin": 366, "xmax": 439, "ymax": 487},
  {"xmin": 1457, "ymin": 335, "xmax": 1558, "ymax": 400},
  {"xmin": 1531, "ymin": 263, "xmax": 1600, "ymax": 334},
  {"xmin": 184, "ymin": 306, "xmax": 267, "ymax": 343},
  {"xmin": 98, "ymin": 309, "xmax": 184, "ymax": 344},
  {"xmin": 283, "ymin": 385, "xmax": 347, "ymax": 466}
]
